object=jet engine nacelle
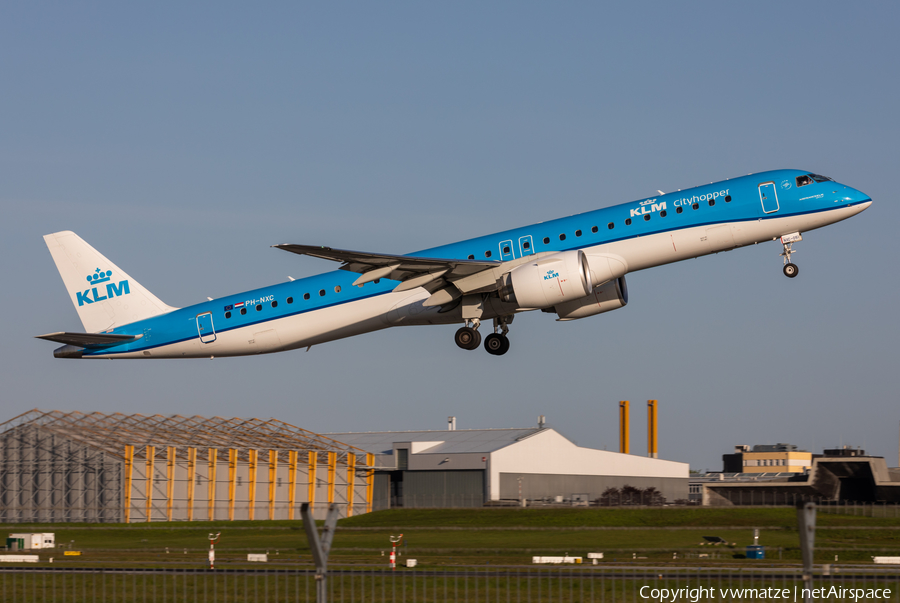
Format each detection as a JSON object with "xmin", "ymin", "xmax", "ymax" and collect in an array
[
  {"xmin": 499, "ymin": 250, "xmax": 592, "ymax": 309},
  {"xmin": 551, "ymin": 276, "xmax": 628, "ymax": 321},
  {"xmin": 584, "ymin": 252, "xmax": 628, "ymax": 287}
]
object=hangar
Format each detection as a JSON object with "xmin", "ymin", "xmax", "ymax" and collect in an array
[
  {"xmin": 0, "ymin": 410, "xmax": 373, "ymax": 523},
  {"xmin": 328, "ymin": 421, "xmax": 689, "ymax": 509}
]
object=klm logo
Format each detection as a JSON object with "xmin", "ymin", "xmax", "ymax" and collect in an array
[
  {"xmin": 77, "ymin": 268, "xmax": 130, "ymax": 306},
  {"xmin": 543, "ymin": 269, "xmax": 560, "ymax": 280},
  {"xmin": 630, "ymin": 198, "xmax": 666, "ymax": 218}
]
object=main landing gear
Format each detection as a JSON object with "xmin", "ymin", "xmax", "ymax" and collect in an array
[
  {"xmin": 779, "ymin": 233, "xmax": 802, "ymax": 278},
  {"xmin": 454, "ymin": 316, "xmax": 512, "ymax": 355}
]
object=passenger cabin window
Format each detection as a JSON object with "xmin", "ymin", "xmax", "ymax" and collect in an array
[
  {"xmin": 287, "ymin": 297, "xmax": 293, "ymax": 304},
  {"xmin": 660, "ymin": 210, "xmax": 667, "ymax": 217},
  {"xmin": 522, "ymin": 241, "xmax": 530, "ymax": 249},
  {"xmin": 271, "ymin": 300, "xmax": 278, "ymax": 308},
  {"xmin": 607, "ymin": 222, "xmax": 614, "ymax": 229},
  {"xmin": 256, "ymin": 304, "xmax": 262, "ymax": 311},
  {"xmin": 725, "ymin": 195, "xmax": 732, "ymax": 202},
  {"xmin": 575, "ymin": 229, "xmax": 582, "ymax": 237},
  {"xmin": 591, "ymin": 226, "xmax": 598, "ymax": 233},
  {"xmin": 643, "ymin": 214, "xmax": 650, "ymax": 221},
  {"xmin": 676, "ymin": 206, "xmax": 683, "ymax": 214},
  {"xmin": 319, "ymin": 289, "xmax": 325, "ymax": 297},
  {"xmin": 467, "ymin": 254, "xmax": 474, "ymax": 260},
  {"xmin": 240, "ymin": 308, "xmax": 247, "ymax": 315},
  {"xmin": 225, "ymin": 311, "xmax": 232, "ymax": 319},
  {"xmin": 708, "ymin": 199, "xmax": 715, "ymax": 206},
  {"xmin": 625, "ymin": 218, "xmax": 632, "ymax": 226},
  {"xmin": 692, "ymin": 203, "xmax": 699, "ymax": 210},
  {"xmin": 559, "ymin": 234, "xmax": 566, "ymax": 241},
  {"xmin": 303, "ymin": 293, "xmax": 310, "ymax": 300},
  {"xmin": 334, "ymin": 286, "xmax": 341, "ymax": 293},
  {"xmin": 542, "ymin": 237, "xmax": 550, "ymax": 244},
  {"xmin": 503, "ymin": 245, "xmax": 510, "ymax": 253}
]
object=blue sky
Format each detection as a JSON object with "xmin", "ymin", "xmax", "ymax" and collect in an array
[{"xmin": 3, "ymin": 2, "xmax": 898, "ymax": 472}]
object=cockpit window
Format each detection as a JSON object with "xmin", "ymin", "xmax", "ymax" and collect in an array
[
  {"xmin": 796, "ymin": 175, "xmax": 813, "ymax": 187},
  {"xmin": 809, "ymin": 173, "xmax": 833, "ymax": 183}
]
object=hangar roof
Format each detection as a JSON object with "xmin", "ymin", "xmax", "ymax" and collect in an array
[
  {"xmin": 325, "ymin": 427, "xmax": 545, "ymax": 455},
  {"xmin": 0, "ymin": 409, "xmax": 366, "ymax": 464}
]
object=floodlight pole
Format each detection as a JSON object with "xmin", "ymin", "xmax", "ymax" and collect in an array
[
  {"xmin": 797, "ymin": 501, "xmax": 816, "ymax": 603},
  {"xmin": 301, "ymin": 502, "xmax": 340, "ymax": 603}
]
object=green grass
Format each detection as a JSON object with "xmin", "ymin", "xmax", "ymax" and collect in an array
[
  {"xmin": 338, "ymin": 507, "xmax": 900, "ymax": 528},
  {"xmin": 2, "ymin": 507, "xmax": 898, "ymax": 568}
]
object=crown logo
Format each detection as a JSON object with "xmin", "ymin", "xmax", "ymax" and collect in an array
[{"xmin": 86, "ymin": 268, "xmax": 112, "ymax": 285}]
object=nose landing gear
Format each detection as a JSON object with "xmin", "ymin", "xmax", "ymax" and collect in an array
[{"xmin": 779, "ymin": 232, "xmax": 802, "ymax": 278}]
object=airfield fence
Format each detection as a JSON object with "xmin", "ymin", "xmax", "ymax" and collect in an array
[{"xmin": 1, "ymin": 566, "xmax": 899, "ymax": 602}]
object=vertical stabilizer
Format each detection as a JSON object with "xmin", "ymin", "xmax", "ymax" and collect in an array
[{"xmin": 43, "ymin": 231, "xmax": 178, "ymax": 333}]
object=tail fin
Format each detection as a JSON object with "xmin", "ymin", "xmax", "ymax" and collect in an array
[{"xmin": 43, "ymin": 231, "xmax": 178, "ymax": 332}]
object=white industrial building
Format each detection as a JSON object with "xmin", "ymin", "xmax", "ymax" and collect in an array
[{"xmin": 329, "ymin": 423, "xmax": 689, "ymax": 508}]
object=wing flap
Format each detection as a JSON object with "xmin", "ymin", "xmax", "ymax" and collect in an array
[
  {"xmin": 273, "ymin": 244, "xmax": 501, "ymax": 290},
  {"xmin": 36, "ymin": 332, "xmax": 141, "ymax": 348}
]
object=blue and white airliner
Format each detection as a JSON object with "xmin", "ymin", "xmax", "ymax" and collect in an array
[{"xmin": 38, "ymin": 170, "xmax": 871, "ymax": 359}]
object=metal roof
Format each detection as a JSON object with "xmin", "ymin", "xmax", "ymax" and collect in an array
[
  {"xmin": 0, "ymin": 409, "xmax": 366, "ymax": 464},
  {"xmin": 325, "ymin": 427, "xmax": 545, "ymax": 455}
]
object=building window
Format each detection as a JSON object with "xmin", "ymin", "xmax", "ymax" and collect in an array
[{"xmin": 397, "ymin": 448, "xmax": 409, "ymax": 470}]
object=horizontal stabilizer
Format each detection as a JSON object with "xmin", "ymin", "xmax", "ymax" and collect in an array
[{"xmin": 35, "ymin": 332, "xmax": 141, "ymax": 348}]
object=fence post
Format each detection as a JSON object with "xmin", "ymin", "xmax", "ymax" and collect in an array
[
  {"xmin": 797, "ymin": 501, "xmax": 816, "ymax": 603},
  {"xmin": 301, "ymin": 502, "xmax": 340, "ymax": 603}
]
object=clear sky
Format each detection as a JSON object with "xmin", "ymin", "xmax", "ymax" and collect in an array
[{"xmin": 2, "ymin": 2, "xmax": 898, "ymax": 473}]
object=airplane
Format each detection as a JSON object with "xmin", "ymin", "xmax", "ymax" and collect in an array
[{"xmin": 38, "ymin": 169, "xmax": 871, "ymax": 359}]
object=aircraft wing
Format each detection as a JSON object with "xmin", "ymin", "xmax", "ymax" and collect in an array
[
  {"xmin": 35, "ymin": 332, "xmax": 141, "ymax": 347},
  {"xmin": 273, "ymin": 244, "xmax": 503, "ymax": 302}
]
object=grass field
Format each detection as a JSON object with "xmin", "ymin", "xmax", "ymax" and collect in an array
[{"xmin": 2, "ymin": 507, "xmax": 898, "ymax": 568}]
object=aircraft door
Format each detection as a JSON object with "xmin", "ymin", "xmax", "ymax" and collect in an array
[
  {"xmin": 758, "ymin": 182, "xmax": 780, "ymax": 214},
  {"xmin": 499, "ymin": 240, "xmax": 515, "ymax": 261},
  {"xmin": 196, "ymin": 312, "xmax": 217, "ymax": 343},
  {"xmin": 518, "ymin": 235, "xmax": 535, "ymax": 257}
]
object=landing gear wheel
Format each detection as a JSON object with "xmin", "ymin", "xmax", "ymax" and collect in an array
[
  {"xmin": 783, "ymin": 263, "xmax": 799, "ymax": 278},
  {"xmin": 484, "ymin": 333, "xmax": 510, "ymax": 356},
  {"xmin": 455, "ymin": 326, "xmax": 481, "ymax": 350}
]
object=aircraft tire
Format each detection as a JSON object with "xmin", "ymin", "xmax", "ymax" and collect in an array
[
  {"xmin": 783, "ymin": 263, "xmax": 799, "ymax": 278},
  {"xmin": 484, "ymin": 333, "xmax": 509, "ymax": 356},
  {"xmin": 455, "ymin": 327, "xmax": 480, "ymax": 350}
]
